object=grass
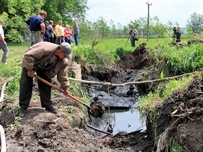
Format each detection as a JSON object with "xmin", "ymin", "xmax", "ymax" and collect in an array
[{"xmin": 138, "ymin": 74, "xmax": 197, "ymax": 115}]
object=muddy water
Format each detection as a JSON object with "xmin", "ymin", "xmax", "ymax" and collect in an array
[
  {"xmin": 90, "ymin": 108, "xmax": 146, "ymax": 136},
  {"xmin": 84, "ymin": 70, "xmax": 149, "ymax": 136}
]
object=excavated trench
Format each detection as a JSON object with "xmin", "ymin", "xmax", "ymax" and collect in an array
[
  {"xmin": 80, "ymin": 41, "xmax": 203, "ymax": 151},
  {"xmin": 80, "ymin": 43, "xmax": 156, "ymax": 151}
]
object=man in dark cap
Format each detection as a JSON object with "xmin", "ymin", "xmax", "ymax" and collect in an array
[
  {"xmin": 18, "ymin": 42, "xmax": 72, "ymax": 115},
  {"xmin": 0, "ymin": 19, "xmax": 9, "ymax": 63}
]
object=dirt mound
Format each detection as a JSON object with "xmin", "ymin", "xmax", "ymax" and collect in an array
[
  {"xmin": 0, "ymin": 75, "xmax": 113, "ymax": 152},
  {"xmin": 107, "ymin": 130, "xmax": 153, "ymax": 152},
  {"xmin": 117, "ymin": 43, "xmax": 150, "ymax": 70},
  {"xmin": 0, "ymin": 95, "xmax": 113, "ymax": 152},
  {"xmin": 154, "ymin": 78, "xmax": 203, "ymax": 151}
]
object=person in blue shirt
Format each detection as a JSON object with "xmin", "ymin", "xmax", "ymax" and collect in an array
[{"xmin": 25, "ymin": 10, "xmax": 47, "ymax": 46}]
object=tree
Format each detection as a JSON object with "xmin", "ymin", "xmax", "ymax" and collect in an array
[
  {"xmin": 93, "ymin": 17, "xmax": 110, "ymax": 37},
  {"xmin": 152, "ymin": 16, "xmax": 167, "ymax": 38},
  {"xmin": 187, "ymin": 12, "xmax": 203, "ymax": 34},
  {"xmin": 42, "ymin": 0, "xmax": 88, "ymax": 25},
  {"xmin": 0, "ymin": 0, "xmax": 45, "ymax": 43}
]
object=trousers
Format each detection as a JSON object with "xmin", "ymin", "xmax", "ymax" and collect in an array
[
  {"xmin": 0, "ymin": 41, "xmax": 9, "ymax": 63},
  {"xmin": 19, "ymin": 68, "xmax": 52, "ymax": 109},
  {"xmin": 30, "ymin": 31, "xmax": 43, "ymax": 46}
]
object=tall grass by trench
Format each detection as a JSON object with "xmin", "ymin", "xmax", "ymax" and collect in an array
[{"xmin": 151, "ymin": 43, "xmax": 203, "ymax": 75}]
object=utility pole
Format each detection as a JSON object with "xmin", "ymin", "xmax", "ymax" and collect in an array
[{"xmin": 146, "ymin": 1, "xmax": 152, "ymax": 41}]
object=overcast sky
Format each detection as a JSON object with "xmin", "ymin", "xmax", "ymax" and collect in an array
[{"xmin": 86, "ymin": 0, "xmax": 203, "ymax": 27}]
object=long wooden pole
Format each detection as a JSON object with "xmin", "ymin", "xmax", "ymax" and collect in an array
[
  {"xmin": 34, "ymin": 74, "xmax": 90, "ymax": 109},
  {"xmin": 68, "ymin": 71, "xmax": 195, "ymax": 87},
  {"xmin": 87, "ymin": 124, "xmax": 112, "ymax": 135}
]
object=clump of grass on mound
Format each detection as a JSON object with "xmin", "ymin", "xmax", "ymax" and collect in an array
[{"xmin": 138, "ymin": 74, "xmax": 196, "ymax": 115}]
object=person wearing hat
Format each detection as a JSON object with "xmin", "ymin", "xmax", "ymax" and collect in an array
[
  {"xmin": 18, "ymin": 42, "xmax": 72, "ymax": 115},
  {"xmin": 0, "ymin": 19, "xmax": 9, "ymax": 63}
]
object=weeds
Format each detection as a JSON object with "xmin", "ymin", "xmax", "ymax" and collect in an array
[
  {"xmin": 168, "ymin": 138, "xmax": 185, "ymax": 152},
  {"xmin": 151, "ymin": 43, "xmax": 203, "ymax": 75},
  {"xmin": 66, "ymin": 106, "xmax": 76, "ymax": 114},
  {"xmin": 10, "ymin": 116, "xmax": 23, "ymax": 131}
]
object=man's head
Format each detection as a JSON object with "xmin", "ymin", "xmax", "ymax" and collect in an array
[
  {"xmin": 49, "ymin": 20, "xmax": 53, "ymax": 25},
  {"xmin": 59, "ymin": 42, "xmax": 72, "ymax": 59},
  {"xmin": 58, "ymin": 20, "xmax": 62, "ymax": 26},
  {"xmin": 45, "ymin": 21, "xmax": 49, "ymax": 26},
  {"xmin": 74, "ymin": 20, "xmax": 78, "ymax": 25},
  {"xmin": 39, "ymin": 10, "xmax": 47, "ymax": 19}
]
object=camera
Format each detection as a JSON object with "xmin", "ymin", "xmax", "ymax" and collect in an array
[{"xmin": 173, "ymin": 27, "xmax": 177, "ymax": 33}]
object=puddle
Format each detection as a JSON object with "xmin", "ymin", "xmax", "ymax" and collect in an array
[{"xmin": 89, "ymin": 108, "xmax": 146, "ymax": 136}]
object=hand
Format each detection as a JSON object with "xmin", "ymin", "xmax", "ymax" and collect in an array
[
  {"xmin": 27, "ymin": 69, "xmax": 35, "ymax": 78},
  {"xmin": 63, "ymin": 89, "xmax": 69, "ymax": 96}
]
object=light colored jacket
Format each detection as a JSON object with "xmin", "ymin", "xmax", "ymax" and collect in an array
[
  {"xmin": 55, "ymin": 24, "xmax": 64, "ymax": 37},
  {"xmin": 22, "ymin": 42, "xmax": 70, "ymax": 89}
]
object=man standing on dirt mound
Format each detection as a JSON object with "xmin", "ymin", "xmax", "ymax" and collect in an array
[{"xmin": 18, "ymin": 42, "xmax": 72, "ymax": 115}]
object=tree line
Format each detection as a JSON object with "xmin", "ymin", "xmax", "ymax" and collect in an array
[{"xmin": 0, "ymin": 0, "xmax": 202, "ymax": 43}]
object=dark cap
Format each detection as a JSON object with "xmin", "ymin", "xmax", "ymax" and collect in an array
[{"xmin": 60, "ymin": 42, "xmax": 72, "ymax": 59}]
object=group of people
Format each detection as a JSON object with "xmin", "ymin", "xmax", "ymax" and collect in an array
[
  {"xmin": 0, "ymin": 10, "xmax": 77, "ymax": 116},
  {"xmin": 25, "ymin": 11, "xmax": 80, "ymax": 46},
  {"xmin": 18, "ymin": 10, "xmax": 74, "ymax": 115}
]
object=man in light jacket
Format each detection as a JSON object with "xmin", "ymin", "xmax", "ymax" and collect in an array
[{"xmin": 18, "ymin": 42, "xmax": 72, "ymax": 115}]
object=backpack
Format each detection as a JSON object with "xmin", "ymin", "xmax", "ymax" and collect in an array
[{"xmin": 134, "ymin": 33, "xmax": 139, "ymax": 41}]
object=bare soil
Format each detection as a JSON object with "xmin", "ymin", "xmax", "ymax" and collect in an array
[
  {"xmin": 0, "ymin": 42, "xmax": 203, "ymax": 151},
  {"xmin": 0, "ymin": 90, "xmax": 112, "ymax": 152}
]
